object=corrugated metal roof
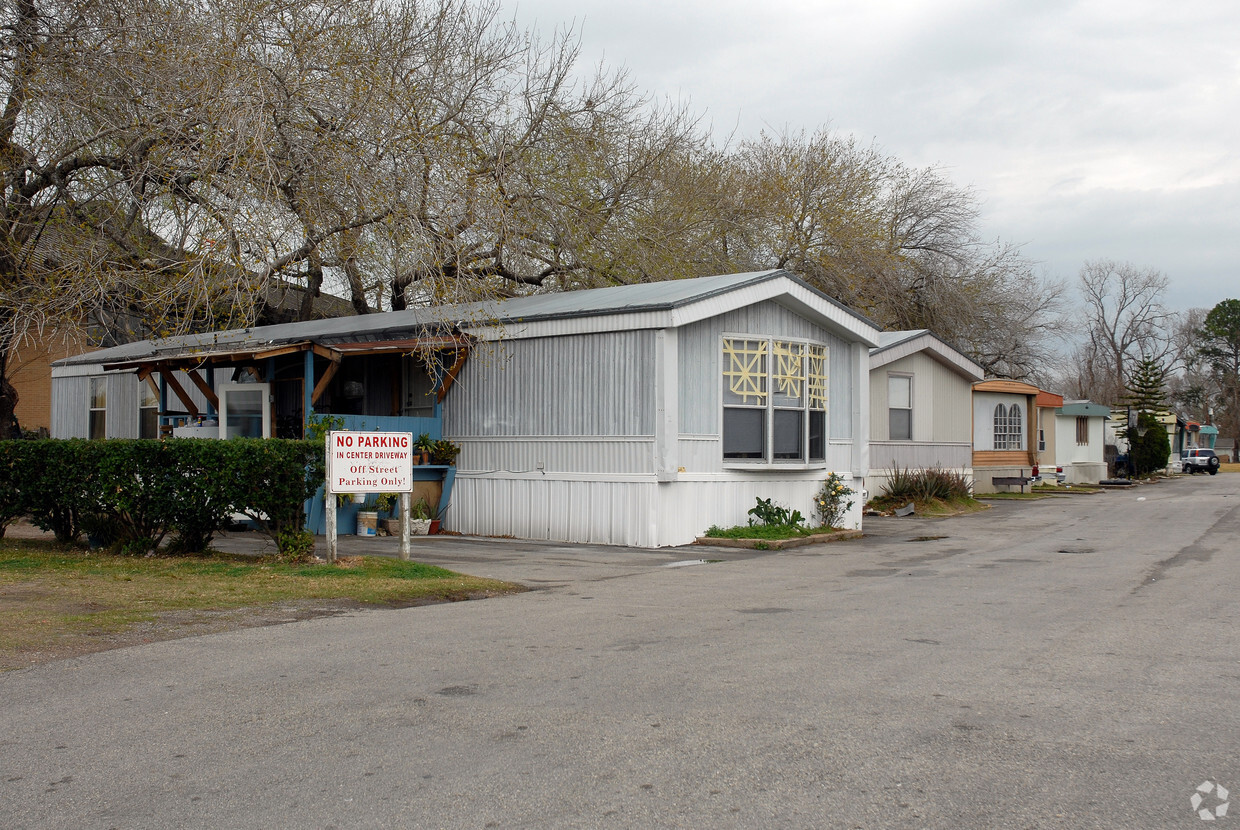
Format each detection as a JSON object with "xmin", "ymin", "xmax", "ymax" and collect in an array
[
  {"xmin": 872, "ymin": 329, "xmax": 929, "ymax": 351},
  {"xmin": 59, "ymin": 269, "xmax": 874, "ymax": 367}
]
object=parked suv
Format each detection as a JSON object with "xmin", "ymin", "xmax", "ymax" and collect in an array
[{"xmin": 1182, "ymin": 448, "xmax": 1221, "ymax": 475}]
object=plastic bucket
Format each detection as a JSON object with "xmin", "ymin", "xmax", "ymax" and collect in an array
[{"xmin": 356, "ymin": 511, "xmax": 378, "ymax": 537}]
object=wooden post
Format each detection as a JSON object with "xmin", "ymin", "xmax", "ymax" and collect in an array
[
  {"xmin": 325, "ymin": 431, "xmax": 337, "ymax": 563},
  {"xmin": 399, "ymin": 492, "xmax": 411, "ymax": 560},
  {"xmin": 325, "ymin": 489, "xmax": 337, "ymax": 563}
]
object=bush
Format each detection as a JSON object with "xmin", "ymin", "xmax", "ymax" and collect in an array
[
  {"xmin": 814, "ymin": 473, "xmax": 855, "ymax": 529},
  {"xmin": 747, "ymin": 497, "xmax": 802, "ymax": 528},
  {"xmin": 882, "ymin": 465, "xmax": 972, "ymax": 503},
  {"xmin": 0, "ymin": 438, "xmax": 325, "ymax": 553}
]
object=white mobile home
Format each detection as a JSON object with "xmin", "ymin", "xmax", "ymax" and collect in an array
[
  {"xmin": 52, "ymin": 270, "xmax": 880, "ymax": 547},
  {"xmin": 867, "ymin": 330, "xmax": 982, "ymax": 497}
]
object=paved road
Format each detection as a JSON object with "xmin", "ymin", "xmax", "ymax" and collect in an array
[{"xmin": 2, "ymin": 476, "xmax": 1238, "ymax": 828}]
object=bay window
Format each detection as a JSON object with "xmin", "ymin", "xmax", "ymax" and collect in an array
[{"xmin": 722, "ymin": 337, "xmax": 827, "ymax": 464}]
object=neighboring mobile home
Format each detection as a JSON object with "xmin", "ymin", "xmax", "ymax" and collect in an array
[
  {"xmin": 971, "ymin": 379, "xmax": 1041, "ymax": 493},
  {"xmin": 1049, "ymin": 401, "xmax": 1110, "ymax": 484},
  {"xmin": 52, "ymin": 270, "xmax": 880, "ymax": 547},
  {"xmin": 867, "ymin": 330, "xmax": 982, "ymax": 498}
]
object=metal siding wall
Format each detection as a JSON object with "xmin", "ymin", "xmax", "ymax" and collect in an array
[
  {"xmin": 450, "ymin": 476, "xmax": 660, "ymax": 546},
  {"xmin": 457, "ymin": 437, "xmax": 653, "ymax": 475},
  {"xmin": 445, "ymin": 331, "xmax": 655, "ymax": 438},
  {"xmin": 676, "ymin": 300, "xmax": 855, "ymax": 439},
  {"xmin": 106, "ymin": 373, "xmax": 139, "ymax": 438},
  {"xmin": 868, "ymin": 441, "xmax": 973, "ymax": 471},
  {"xmin": 51, "ymin": 377, "xmax": 88, "ymax": 438},
  {"xmin": 655, "ymin": 472, "xmax": 864, "ymax": 545}
]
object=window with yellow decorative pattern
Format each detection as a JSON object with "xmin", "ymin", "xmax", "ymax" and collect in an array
[{"xmin": 722, "ymin": 336, "xmax": 827, "ymax": 463}]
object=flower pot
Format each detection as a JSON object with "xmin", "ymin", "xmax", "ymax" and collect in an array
[
  {"xmin": 429, "ymin": 519, "xmax": 441, "ymax": 535},
  {"xmin": 411, "ymin": 519, "xmax": 431, "ymax": 536},
  {"xmin": 382, "ymin": 518, "xmax": 401, "ymax": 535}
]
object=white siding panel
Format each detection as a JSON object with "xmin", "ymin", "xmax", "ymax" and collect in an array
[
  {"xmin": 51, "ymin": 377, "xmax": 88, "ymax": 438},
  {"xmin": 450, "ymin": 476, "xmax": 660, "ymax": 546},
  {"xmin": 457, "ymin": 437, "xmax": 653, "ymax": 475},
  {"xmin": 677, "ymin": 300, "xmax": 856, "ymax": 439},
  {"xmin": 451, "ymin": 470, "xmax": 863, "ymax": 547},
  {"xmin": 446, "ymin": 331, "xmax": 655, "ymax": 437},
  {"xmin": 106, "ymin": 373, "xmax": 139, "ymax": 438},
  {"xmin": 869, "ymin": 441, "xmax": 973, "ymax": 471}
]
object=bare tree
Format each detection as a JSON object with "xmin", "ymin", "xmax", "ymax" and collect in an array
[{"xmin": 1076, "ymin": 260, "xmax": 1173, "ymax": 404}]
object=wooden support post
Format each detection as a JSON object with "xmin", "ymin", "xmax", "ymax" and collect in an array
[
  {"xmin": 325, "ymin": 489, "xmax": 337, "ymax": 563},
  {"xmin": 311, "ymin": 356, "xmax": 341, "ymax": 404},
  {"xmin": 160, "ymin": 370, "xmax": 200, "ymax": 419},
  {"xmin": 186, "ymin": 370, "xmax": 219, "ymax": 412}
]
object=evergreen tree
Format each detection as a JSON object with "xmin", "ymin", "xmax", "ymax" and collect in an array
[{"xmin": 1131, "ymin": 411, "xmax": 1171, "ymax": 475}]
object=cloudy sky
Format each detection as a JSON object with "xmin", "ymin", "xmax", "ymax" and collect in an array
[{"xmin": 511, "ymin": 0, "xmax": 1239, "ymax": 312}]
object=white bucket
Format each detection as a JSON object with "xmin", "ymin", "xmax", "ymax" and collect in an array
[{"xmin": 356, "ymin": 511, "xmax": 378, "ymax": 537}]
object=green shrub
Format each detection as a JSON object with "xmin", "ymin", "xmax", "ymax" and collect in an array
[
  {"xmin": 0, "ymin": 438, "xmax": 326, "ymax": 553},
  {"xmin": 747, "ymin": 497, "xmax": 802, "ymax": 528},
  {"xmin": 882, "ymin": 465, "xmax": 972, "ymax": 502}
]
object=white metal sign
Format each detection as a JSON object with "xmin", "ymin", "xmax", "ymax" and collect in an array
[{"xmin": 326, "ymin": 431, "xmax": 413, "ymax": 494}]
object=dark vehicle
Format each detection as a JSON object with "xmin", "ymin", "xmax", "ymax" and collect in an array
[{"xmin": 1182, "ymin": 448, "xmax": 1220, "ymax": 475}]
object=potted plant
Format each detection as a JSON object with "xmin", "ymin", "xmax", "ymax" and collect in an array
[
  {"xmin": 414, "ymin": 433, "xmax": 434, "ymax": 465},
  {"xmin": 374, "ymin": 493, "xmax": 400, "ymax": 534},
  {"xmin": 411, "ymin": 497, "xmax": 432, "ymax": 535},
  {"xmin": 430, "ymin": 438, "xmax": 460, "ymax": 466}
]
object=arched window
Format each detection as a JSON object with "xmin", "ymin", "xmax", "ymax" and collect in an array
[{"xmin": 994, "ymin": 402, "xmax": 1023, "ymax": 450}]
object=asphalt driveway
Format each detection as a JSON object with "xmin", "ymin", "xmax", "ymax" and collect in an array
[{"xmin": 2, "ymin": 475, "xmax": 1238, "ymax": 828}]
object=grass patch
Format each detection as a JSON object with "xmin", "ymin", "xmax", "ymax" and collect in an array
[
  {"xmin": 866, "ymin": 495, "xmax": 988, "ymax": 516},
  {"xmin": 1031, "ymin": 484, "xmax": 1101, "ymax": 495},
  {"xmin": 976, "ymin": 491, "xmax": 1059, "ymax": 500},
  {"xmin": 702, "ymin": 524, "xmax": 826, "ymax": 540},
  {"xmin": 1219, "ymin": 462, "xmax": 1240, "ymax": 474},
  {"xmin": 0, "ymin": 538, "xmax": 523, "ymax": 669}
]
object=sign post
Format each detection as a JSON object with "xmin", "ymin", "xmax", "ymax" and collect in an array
[{"xmin": 325, "ymin": 431, "xmax": 414, "ymax": 562}]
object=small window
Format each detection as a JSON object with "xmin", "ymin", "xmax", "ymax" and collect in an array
[
  {"xmin": 1076, "ymin": 416, "xmax": 1089, "ymax": 446},
  {"xmin": 888, "ymin": 375, "xmax": 912, "ymax": 441},
  {"xmin": 139, "ymin": 379, "xmax": 160, "ymax": 439},
  {"xmin": 89, "ymin": 377, "xmax": 107, "ymax": 440}
]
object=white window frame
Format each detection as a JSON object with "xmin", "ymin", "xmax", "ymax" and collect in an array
[
  {"xmin": 218, "ymin": 382, "xmax": 272, "ymax": 439},
  {"xmin": 994, "ymin": 402, "xmax": 1024, "ymax": 451},
  {"xmin": 721, "ymin": 335, "xmax": 828, "ymax": 467},
  {"xmin": 887, "ymin": 373, "xmax": 913, "ymax": 441}
]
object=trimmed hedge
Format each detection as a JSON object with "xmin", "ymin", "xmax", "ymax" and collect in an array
[{"xmin": 0, "ymin": 438, "xmax": 324, "ymax": 554}]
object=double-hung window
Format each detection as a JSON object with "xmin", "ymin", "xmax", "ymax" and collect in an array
[
  {"xmin": 722, "ymin": 337, "xmax": 827, "ymax": 463},
  {"xmin": 888, "ymin": 375, "xmax": 912, "ymax": 441}
]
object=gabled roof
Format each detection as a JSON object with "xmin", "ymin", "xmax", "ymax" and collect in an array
[
  {"xmin": 56, "ymin": 270, "xmax": 881, "ymax": 368},
  {"xmin": 869, "ymin": 329, "xmax": 983, "ymax": 380},
  {"xmin": 1058, "ymin": 401, "xmax": 1111, "ymax": 418}
]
